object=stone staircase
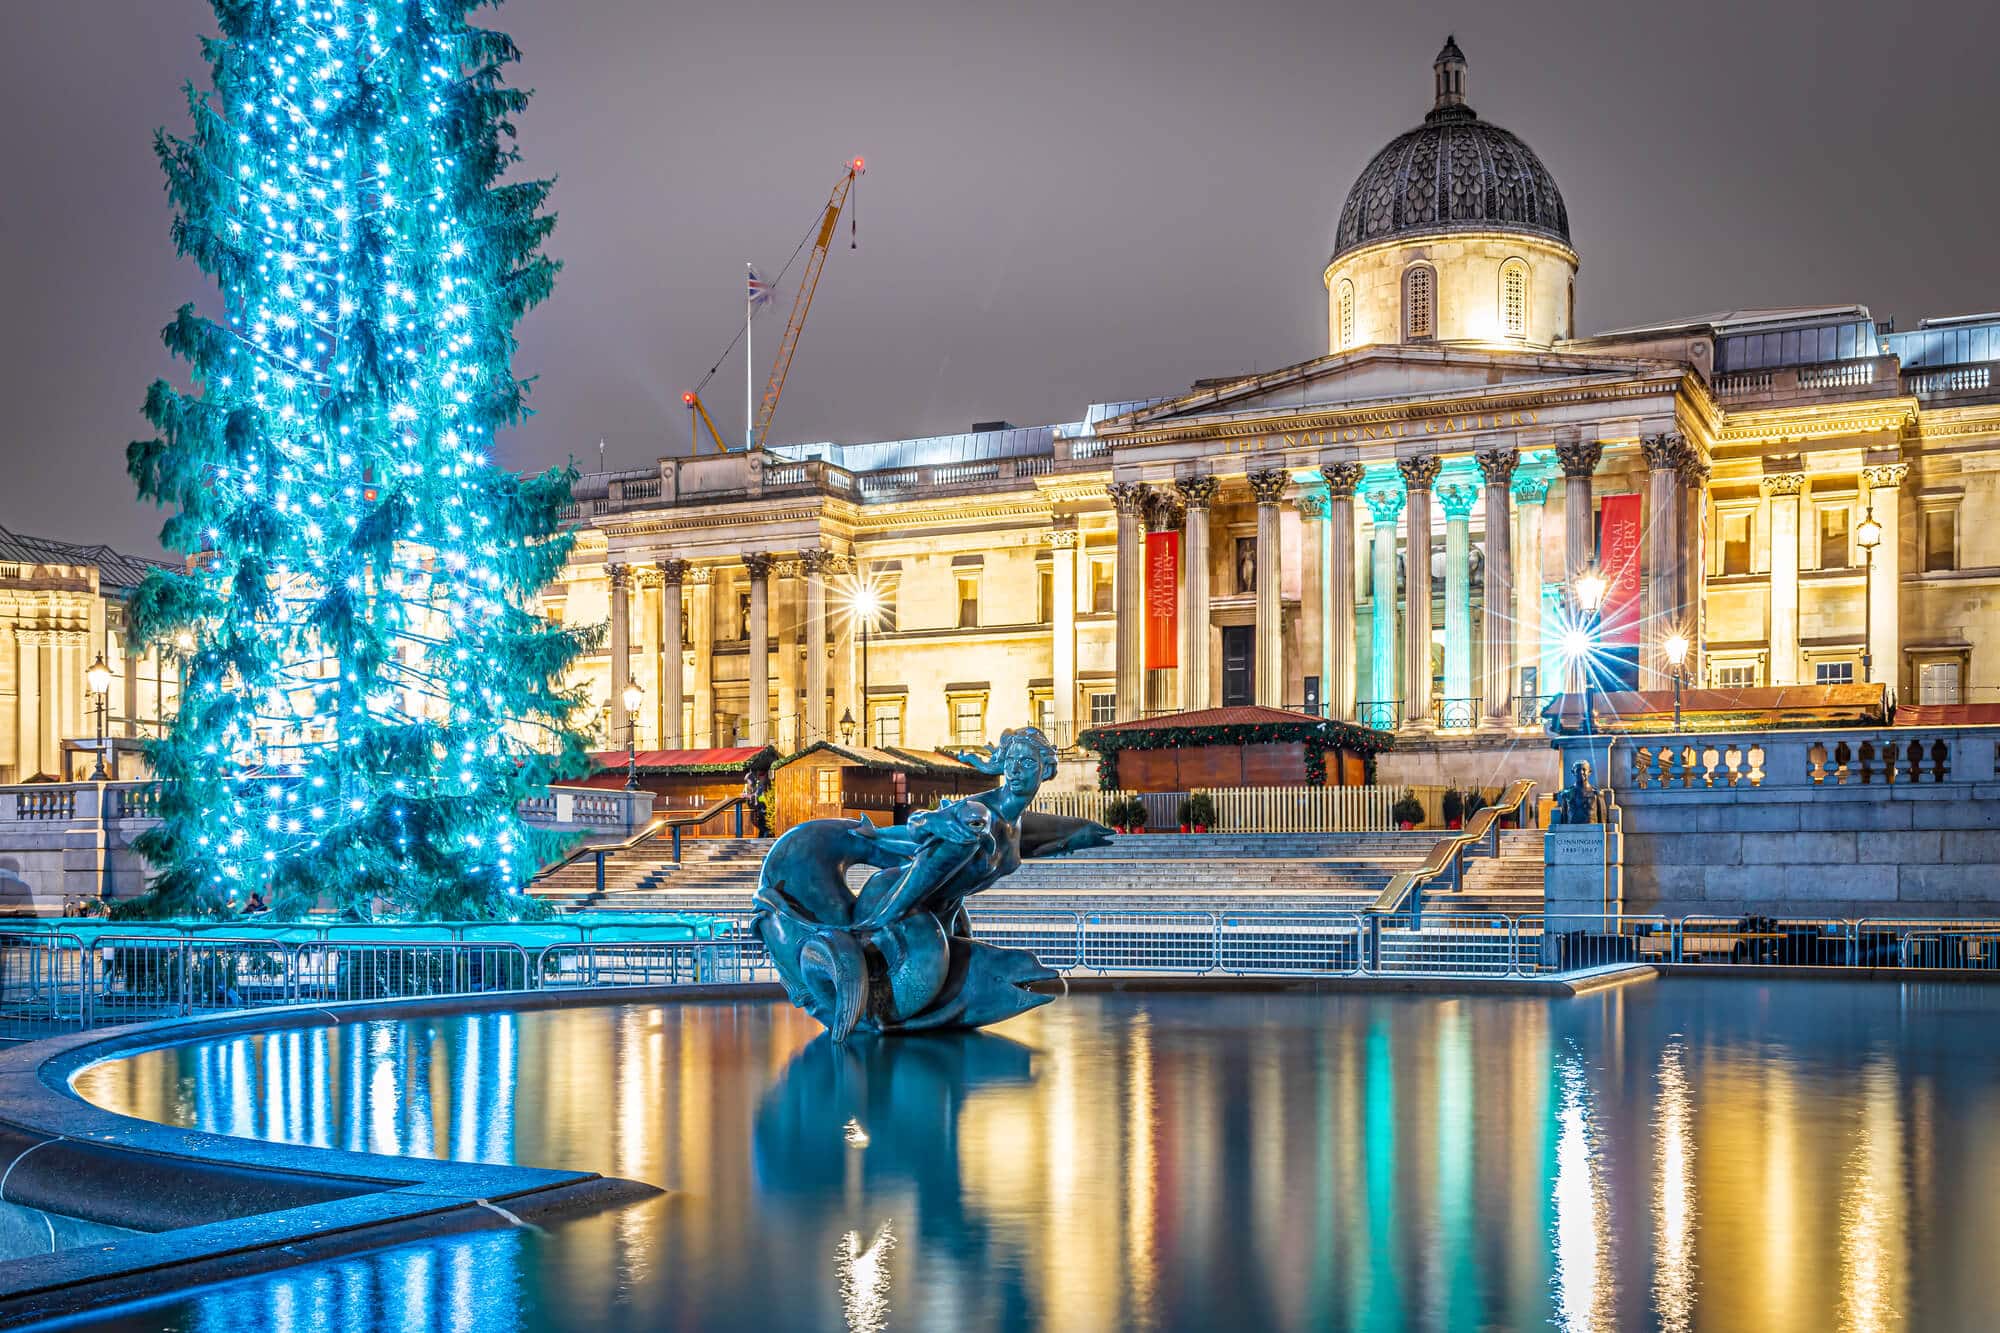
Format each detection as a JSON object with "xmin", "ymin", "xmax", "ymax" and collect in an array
[{"xmin": 531, "ymin": 827, "xmax": 1547, "ymax": 918}]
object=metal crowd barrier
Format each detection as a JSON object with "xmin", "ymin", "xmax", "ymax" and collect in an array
[{"xmin": 4, "ymin": 912, "xmax": 2000, "ymax": 1041}]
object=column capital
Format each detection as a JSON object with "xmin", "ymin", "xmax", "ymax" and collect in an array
[
  {"xmin": 1046, "ymin": 527, "xmax": 1081, "ymax": 549},
  {"xmin": 1475, "ymin": 447, "xmax": 1520, "ymax": 487},
  {"xmin": 742, "ymin": 552, "xmax": 774, "ymax": 582},
  {"xmin": 1554, "ymin": 438, "xmax": 1604, "ymax": 478},
  {"xmin": 1437, "ymin": 483, "xmax": 1479, "ymax": 520},
  {"xmin": 1145, "ymin": 490, "xmax": 1186, "ymax": 532},
  {"xmin": 799, "ymin": 548, "xmax": 837, "ymax": 576},
  {"xmin": 1106, "ymin": 480, "xmax": 1151, "ymax": 516},
  {"xmin": 1363, "ymin": 486, "xmax": 1406, "ymax": 524},
  {"xmin": 1679, "ymin": 455, "xmax": 1711, "ymax": 486},
  {"xmin": 1641, "ymin": 431, "xmax": 1689, "ymax": 471},
  {"xmin": 1863, "ymin": 463, "xmax": 1910, "ymax": 491},
  {"xmin": 1396, "ymin": 453, "xmax": 1442, "ymax": 492},
  {"xmin": 1758, "ymin": 472, "xmax": 1806, "ymax": 498},
  {"xmin": 1319, "ymin": 461, "xmax": 1366, "ymax": 497},
  {"xmin": 659, "ymin": 557, "xmax": 689, "ymax": 585},
  {"xmin": 606, "ymin": 562, "xmax": 630, "ymax": 591},
  {"xmin": 1174, "ymin": 474, "xmax": 1220, "ymax": 510},
  {"xmin": 1296, "ymin": 494, "xmax": 1327, "ymax": 520},
  {"xmin": 1246, "ymin": 469, "xmax": 1289, "ymax": 505}
]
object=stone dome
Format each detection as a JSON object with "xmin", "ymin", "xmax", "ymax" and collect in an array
[{"xmin": 1331, "ymin": 38, "xmax": 1571, "ymax": 263}]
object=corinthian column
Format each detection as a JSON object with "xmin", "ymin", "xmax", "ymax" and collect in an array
[
  {"xmin": 1247, "ymin": 469, "xmax": 1289, "ymax": 707},
  {"xmin": 1642, "ymin": 433, "xmax": 1687, "ymax": 686},
  {"xmin": 1477, "ymin": 447, "xmax": 1518, "ymax": 724},
  {"xmin": 1320, "ymin": 462, "xmax": 1364, "ymax": 720},
  {"xmin": 1049, "ymin": 526, "xmax": 1079, "ymax": 740},
  {"xmin": 1437, "ymin": 478, "xmax": 1478, "ymax": 724},
  {"xmin": 744, "ymin": 552, "xmax": 772, "ymax": 745},
  {"xmin": 1511, "ymin": 467, "xmax": 1551, "ymax": 713},
  {"xmin": 1296, "ymin": 493, "xmax": 1326, "ymax": 712},
  {"xmin": 1107, "ymin": 481, "xmax": 1149, "ymax": 720},
  {"xmin": 660, "ymin": 559, "xmax": 687, "ymax": 747},
  {"xmin": 1761, "ymin": 472, "xmax": 1804, "ymax": 686},
  {"xmin": 801, "ymin": 549, "xmax": 833, "ymax": 743},
  {"xmin": 606, "ymin": 562, "xmax": 631, "ymax": 743},
  {"xmin": 1363, "ymin": 485, "xmax": 1404, "ymax": 725},
  {"xmin": 1398, "ymin": 454, "xmax": 1441, "ymax": 728},
  {"xmin": 1175, "ymin": 475, "xmax": 1218, "ymax": 711},
  {"xmin": 1555, "ymin": 438, "xmax": 1604, "ymax": 590},
  {"xmin": 1863, "ymin": 462, "xmax": 1908, "ymax": 690}
]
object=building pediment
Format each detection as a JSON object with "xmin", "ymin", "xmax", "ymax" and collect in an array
[{"xmin": 1109, "ymin": 345, "xmax": 1678, "ymax": 433}]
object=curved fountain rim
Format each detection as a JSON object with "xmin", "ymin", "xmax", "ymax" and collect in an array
[{"xmin": 0, "ymin": 982, "xmax": 787, "ymax": 1327}]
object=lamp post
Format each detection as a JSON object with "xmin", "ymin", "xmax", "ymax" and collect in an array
[
  {"xmin": 85, "ymin": 654, "xmax": 112, "ymax": 780},
  {"xmin": 1856, "ymin": 505, "xmax": 1883, "ymax": 686},
  {"xmin": 1571, "ymin": 566, "xmax": 1608, "ymax": 736},
  {"xmin": 1664, "ymin": 632, "xmax": 1691, "ymax": 731},
  {"xmin": 848, "ymin": 584, "xmax": 882, "ymax": 744},
  {"xmin": 621, "ymin": 679, "xmax": 644, "ymax": 791}
]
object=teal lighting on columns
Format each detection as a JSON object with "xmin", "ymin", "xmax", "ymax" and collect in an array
[
  {"xmin": 1362, "ymin": 469, "xmax": 1405, "ymax": 719},
  {"xmin": 1437, "ymin": 464, "xmax": 1481, "ymax": 714},
  {"xmin": 1511, "ymin": 454, "xmax": 1558, "ymax": 704}
]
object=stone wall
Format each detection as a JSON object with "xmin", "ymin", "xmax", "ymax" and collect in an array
[{"xmin": 1560, "ymin": 726, "xmax": 2000, "ymax": 918}]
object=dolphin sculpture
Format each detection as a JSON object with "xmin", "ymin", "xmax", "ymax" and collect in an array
[{"xmin": 753, "ymin": 727, "xmax": 1111, "ymax": 1040}]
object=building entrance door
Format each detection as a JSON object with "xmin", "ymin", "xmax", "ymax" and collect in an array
[{"xmin": 1221, "ymin": 626, "xmax": 1254, "ymax": 707}]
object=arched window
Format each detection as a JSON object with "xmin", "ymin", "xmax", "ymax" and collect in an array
[
  {"xmin": 1338, "ymin": 280, "xmax": 1356, "ymax": 349},
  {"xmin": 1501, "ymin": 259, "xmax": 1529, "ymax": 339},
  {"xmin": 1403, "ymin": 265, "xmax": 1435, "ymax": 341}
]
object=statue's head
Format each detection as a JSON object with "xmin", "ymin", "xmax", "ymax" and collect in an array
[
  {"xmin": 1572, "ymin": 760, "xmax": 1592, "ymax": 783},
  {"xmin": 991, "ymin": 727, "xmax": 1058, "ymax": 798}
]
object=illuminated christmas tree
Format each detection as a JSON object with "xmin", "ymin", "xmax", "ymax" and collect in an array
[{"xmin": 124, "ymin": 0, "xmax": 593, "ymax": 919}]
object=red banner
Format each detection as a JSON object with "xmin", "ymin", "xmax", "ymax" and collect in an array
[
  {"xmin": 1144, "ymin": 531, "xmax": 1179, "ymax": 670},
  {"xmin": 1598, "ymin": 492, "xmax": 1644, "ymax": 653}
]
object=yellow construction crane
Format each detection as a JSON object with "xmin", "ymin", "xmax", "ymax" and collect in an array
[{"xmin": 684, "ymin": 157, "xmax": 865, "ymax": 454}]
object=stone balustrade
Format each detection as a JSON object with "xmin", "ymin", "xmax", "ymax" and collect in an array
[{"xmin": 1553, "ymin": 725, "xmax": 2000, "ymax": 918}]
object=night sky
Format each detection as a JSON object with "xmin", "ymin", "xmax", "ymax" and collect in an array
[{"xmin": 4, "ymin": 0, "xmax": 1996, "ymax": 555}]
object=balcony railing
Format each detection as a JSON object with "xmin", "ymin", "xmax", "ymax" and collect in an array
[
  {"xmin": 1354, "ymin": 700, "xmax": 1400, "ymax": 731},
  {"xmin": 1431, "ymin": 696, "xmax": 1482, "ymax": 731},
  {"xmin": 1516, "ymin": 693, "xmax": 1559, "ymax": 729}
]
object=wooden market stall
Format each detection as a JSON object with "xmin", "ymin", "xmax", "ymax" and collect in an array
[
  {"xmin": 1076, "ymin": 705, "xmax": 1392, "ymax": 791},
  {"xmin": 578, "ymin": 745, "xmax": 776, "ymax": 833},
  {"xmin": 769, "ymin": 741, "xmax": 990, "ymax": 832}
]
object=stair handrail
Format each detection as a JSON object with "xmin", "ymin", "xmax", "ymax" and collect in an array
[
  {"xmin": 1369, "ymin": 778, "xmax": 1537, "ymax": 920},
  {"xmin": 533, "ymin": 794, "xmax": 758, "ymax": 891}
]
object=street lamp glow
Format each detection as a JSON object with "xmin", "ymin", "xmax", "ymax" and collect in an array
[
  {"xmin": 1561, "ymin": 626, "xmax": 1592, "ymax": 661},
  {"xmin": 1664, "ymin": 633, "xmax": 1691, "ymax": 669},
  {"xmin": 1856, "ymin": 508, "xmax": 1883, "ymax": 553},
  {"xmin": 86, "ymin": 654, "xmax": 113, "ymax": 697},
  {"xmin": 1574, "ymin": 568, "xmax": 1608, "ymax": 615},
  {"xmin": 621, "ymin": 679, "xmax": 645, "ymax": 714},
  {"xmin": 849, "ymin": 584, "xmax": 883, "ymax": 626}
]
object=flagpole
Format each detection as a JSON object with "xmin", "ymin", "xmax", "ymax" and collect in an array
[{"xmin": 744, "ymin": 262, "xmax": 754, "ymax": 452}]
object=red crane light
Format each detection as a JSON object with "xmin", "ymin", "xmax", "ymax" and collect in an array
[
  {"xmin": 681, "ymin": 392, "xmax": 696, "ymax": 407},
  {"xmin": 851, "ymin": 157, "xmax": 865, "ymax": 173}
]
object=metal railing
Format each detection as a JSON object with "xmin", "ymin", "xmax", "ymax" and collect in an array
[
  {"xmin": 1372, "ymin": 778, "xmax": 1537, "ymax": 917},
  {"xmin": 1516, "ymin": 693, "xmax": 1559, "ymax": 728},
  {"xmin": 1030, "ymin": 786, "xmax": 1403, "ymax": 832},
  {"xmin": 1431, "ymin": 696, "xmax": 1482, "ymax": 731},
  {"xmin": 1354, "ymin": 700, "xmax": 1400, "ymax": 731},
  {"xmin": 5, "ymin": 912, "xmax": 2000, "ymax": 1042}
]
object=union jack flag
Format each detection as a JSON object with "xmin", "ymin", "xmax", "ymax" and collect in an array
[{"xmin": 746, "ymin": 264, "xmax": 774, "ymax": 309}]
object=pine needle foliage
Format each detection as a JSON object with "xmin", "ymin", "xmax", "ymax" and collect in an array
[{"xmin": 124, "ymin": 1, "xmax": 592, "ymax": 920}]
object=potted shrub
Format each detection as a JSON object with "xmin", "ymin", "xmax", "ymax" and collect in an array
[
  {"xmin": 1463, "ymin": 787, "xmax": 1489, "ymax": 826},
  {"xmin": 1175, "ymin": 795, "xmax": 1193, "ymax": 833},
  {"xmin": 1441, "ymin": 788, "xmax": 1463, "ymax": 829},
  {"xmin": 1392, "ymin": 792, "xmax": 1425, "ymax": 830},
  {"xmin": 1185, "ymin": 791, "xmax": 1217, "ymax": 834}
]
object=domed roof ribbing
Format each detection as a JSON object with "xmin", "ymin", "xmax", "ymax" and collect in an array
[{"xmin": 1331, "ymin": 37, "xmax": 1571, "ymax": 263}]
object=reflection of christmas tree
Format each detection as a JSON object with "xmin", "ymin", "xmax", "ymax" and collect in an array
[{"xmin": 124, "ymin": 2, "xmax": 593, "ymax": 919}]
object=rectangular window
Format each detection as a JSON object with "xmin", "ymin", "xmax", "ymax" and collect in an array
[
  {"xmin": 1089, "ymin": 692, "xmax": 1117, "ymax": 725},
  {"xmin": 1715, "ymin": 663, "xmax": 1758, "ymax": 689},
  {"xmin": 1918, "ymin": 660, "xmax": 1963, "ymax": 705},
  {"xmin": 1923, "ymin": 508, "xmax": 1957, "ymax": 573},
  {"xmin": 1037, "ymin": 568, "xmax": 1054, "ymax": 624},
  {"xmin": 950, "ymin": 696, "xmax": 986, "ymax": 747},
  {"xmin": 815, "ymin": 767, "xmax": 841, "ymax": 805},
  {"xmin": 867, "ymin": 701, "xmax": 902, "ymax": 748},
  {"xmin": 1818, "ymin": 505, "xmax": 1850, "ymax": 570},
  {"xmin": 1720, "ymin": 512, "xmax": 1753, "ymax": 576},
  {"xmin": 1815, "ymin": 661, "xmax": 1855, "ymax": 686},
  {"xmin": 1089, "ymin": 558, "xmax": 1114, "ymax": 615},
  {"xmin": 957, "ymin": 574, "xmax": 980, "ymax": 629},
  {"xmin": 1032, "ymin": 695, "xmax": 1055, "ymax": 736}
]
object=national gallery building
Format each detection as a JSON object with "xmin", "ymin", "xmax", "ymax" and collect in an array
[{"xmin": 552, "ymin": 39, "xmax": 2000, "ymax": 784}]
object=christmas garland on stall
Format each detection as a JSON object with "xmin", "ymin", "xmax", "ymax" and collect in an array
[{"xmin": 1076, "ymin": 718, "xmax": 1393, "ymax": 791}]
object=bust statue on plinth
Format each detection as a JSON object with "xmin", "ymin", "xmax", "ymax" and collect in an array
[
  {"xmin": 754, "ymin": 727, "xmax": 1110, "ymax": 1042},
  {"xmin": 1551, "ymin": 760, "xmax": 1603, "ymax": 825}
]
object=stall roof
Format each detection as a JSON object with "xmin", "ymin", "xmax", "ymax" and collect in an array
[
  {"xmin": 585, "ymin": 745, "xmax": 775, "ymax": 775},
  {"xmin": 773, "ymin": 740, "xmax": 982, "ymax": 778}
]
